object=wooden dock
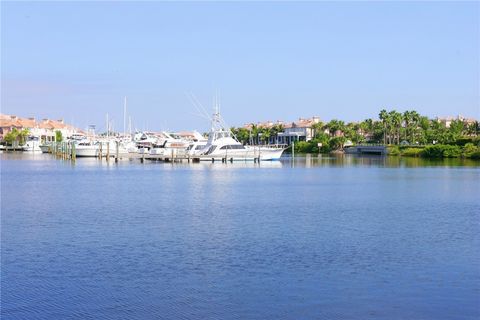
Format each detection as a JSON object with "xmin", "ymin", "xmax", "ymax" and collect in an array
[{"xmin": 49, "ymin": 142, "xmax": 264, "ymax": 163}]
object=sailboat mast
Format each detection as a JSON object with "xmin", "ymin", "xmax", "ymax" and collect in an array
[
  {"xmin": 129, "ymin": 116, "xmax": 132, "ymax": 138},
  {"xmin": 123, "ymin": 96, "xmax": 127, "ymax": 137}
]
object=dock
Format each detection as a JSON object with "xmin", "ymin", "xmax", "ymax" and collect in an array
[{"xmin": 49, "ymin": 142, "xmax": 265, "ymax": 163}]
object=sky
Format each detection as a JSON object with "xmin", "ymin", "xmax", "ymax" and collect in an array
[{"xmin": 1, "ymin": 1, "xmax": 479, "ymax": 132}]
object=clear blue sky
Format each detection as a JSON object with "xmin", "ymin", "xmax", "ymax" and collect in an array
[{"xmin": 1, "ymin": 1, "xmax": 479, "ymax": 132}]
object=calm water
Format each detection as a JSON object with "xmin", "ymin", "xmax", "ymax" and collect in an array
[{"xmin": 1, "ymin": 153, "xmax": 479, "ymax": 319}]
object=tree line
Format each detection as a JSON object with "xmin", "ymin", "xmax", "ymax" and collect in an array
[{"xmin": 230, "ymin": 109, "xmax": 479, "ymax": 155}]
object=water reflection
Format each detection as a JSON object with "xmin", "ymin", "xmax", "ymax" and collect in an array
[
  {"xmin": 1, "ymin": 152, "xmax": 479, "ymax": 170},
  {"xmin": 2, "ymin": 151, "xmax": 479, "ymax": 320},
  {"xmin": 285, "ymin": 153, "xmax": 480, "ymax": 168}
]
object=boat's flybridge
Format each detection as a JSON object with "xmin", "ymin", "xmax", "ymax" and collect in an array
[{"xmin": 203, "ymin": 128, "xmax": 246, "ymax": 155}]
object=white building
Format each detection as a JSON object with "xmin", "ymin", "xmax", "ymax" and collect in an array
[{"xmin": 0, "ymin": 114, "xmax": 82, "ymax": 142}]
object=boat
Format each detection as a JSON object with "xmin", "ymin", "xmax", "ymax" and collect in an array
[
  {"xmin": 22, "ymin": 136, "xmax": 42, "ymax": 152},
  {"xmin": 75, "ymin": 139, "xmax": 137, "ymax": 158},
  {"xmin": 75, "ymin": 140, "xmax": 99, "ymax": 157},
  {"xmin": 186, "ymin": 141, "xmax": 208, "ymax": 156},
  {"xmin": 197, "ymin": 107, "xmax": 285, "ymax": 161},
  {"xmin": 39, "ymin": 144, "xmax": 51, "ymax": 153},
  {"xmin": 149, "ymin": 132, "xmax": 190, "ymax": 157}
]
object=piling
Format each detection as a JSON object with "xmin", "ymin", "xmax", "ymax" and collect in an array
[
  {"xmin": 106, "ymin": 142, "xmax": 110, "ymax": 161},
  {"xmin": 115, "ymin": 141, "xmax": 119, "ymax": 163}
]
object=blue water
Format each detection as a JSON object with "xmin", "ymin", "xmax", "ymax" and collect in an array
[{"xmin": 1, "ymin": 153, "xmax": 479, "ymax": 319}]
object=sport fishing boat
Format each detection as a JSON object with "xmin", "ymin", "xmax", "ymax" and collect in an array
[{"xmin": 197, "ymin": 107, "xmax": 285, "ymax": 161}]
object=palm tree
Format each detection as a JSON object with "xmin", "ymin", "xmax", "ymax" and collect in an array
[
  {"xmin": 390, "ymin": 111, "xmax": 402, "ymax": 145},
  {"xmin": 358, "ymin": 119, "xmax": 374, "ymax": 142},
  {"xmin": 260, "ymin": 127, "xmax": 272, "ymax": 145},
  {"xmin": 403, "ymin": 110, "xmax": 411, "ymax": 142},
  {"xmin": 449, "ymin": 119, "xmax": 465, "ymax": 141},
  {"xmin": 250, "ymin": 124, "xmax": 259, "ymax": 145},
  {"xmin": 270, "ymin": 124, "xmax": 284, "ymax": 144},
  {"xmin": 18, "ymin": 128, "xmax": 30, "ymax": 146},
  {"xmin": 409, "ymin": 111, "xmax": 420, "ymax": 143},
  {"xmin": 311, "ymin": 121, "xmax": 324, "ymax": 139},
  {"xmin": 326, "ymin": 119, "xmax": 345, "ymax": 137},
  {"xmin": 379, "ymin": 109, "xmax": 388, "ymax": 144}
]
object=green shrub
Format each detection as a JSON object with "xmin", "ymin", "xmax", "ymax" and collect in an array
[
  {"xmin": 421, "ymin": 145, "xmax": 461, "ymax": 158},
  {"xmin": 388, "ymin": 146, "xmax": 400, "ymax": 156},
  {"xmin": 402, "ymin": 148, "xmax": 422, "ymax": 157},
  {"xmin": 462, "ymin": 143, "xmax": 479, "ymax": 158},
  {"xmin": 470, "ymin": 151, "xmax": 480, "ymax": 159},
  {"xmin": 442, "ymin": 145, "xmax": 462, "ymax": 158},
  {"xmin": 319, "ymin": 145, "xmax": 332, "ymax": 153},
  {"xmin": 455, "ymin": 137, "xmax": 474, "ymax": 146},
  {"xmin": 294, "ymin": 141, "xmax": 313, "ymax": 153}
]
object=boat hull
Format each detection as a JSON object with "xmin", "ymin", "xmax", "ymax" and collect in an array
[
  {"xmin": 40, "ymin": 145, "xmax": 51, "ymax": 153},
  {"xmin": 199, "ymin": 147, "xmax": 285, "ymax": 161},
  {"xmin": 75, "ymin": 147, "xmax": 99, "ymax": 157}
]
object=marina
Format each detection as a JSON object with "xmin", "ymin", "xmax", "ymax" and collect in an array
[
  {"xmin": 2, "ymin": 2, "xmax": 479, "ymax": 319},
  {"xmin": 5, "ymin": 106, "xmax": 288, "ymax": 164}
]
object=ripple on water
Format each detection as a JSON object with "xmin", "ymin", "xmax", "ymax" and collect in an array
[{"xmin": 1, "ymin": 154, "xmax": 479, "ymax": 319}]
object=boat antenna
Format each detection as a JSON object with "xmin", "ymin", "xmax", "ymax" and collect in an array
[{"xmin": 186, "ymin": 92, "xmax": 211, "ymax": 121}]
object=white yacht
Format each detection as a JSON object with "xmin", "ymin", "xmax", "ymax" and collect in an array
[
  {"xmin": 186, "ymin": 141, "xmax": 208, "ymax": 156},
  {"xmin": 22, "ymin": 136, "xmax": 42, "ymax": 152},
  {"xmin": 197, "ymin": 108, "xmax": 285, "ymax": 161},
  {"xmin": 75, "ymin": 140, "xmax": 99, "ymax": 157},
  {"xmin": 75, "ymin": 139, "xmax": 137, "ymax": 158},
  {"xmin": 149, "ymin": 132, "xmax": 190, "ymax": 157}
]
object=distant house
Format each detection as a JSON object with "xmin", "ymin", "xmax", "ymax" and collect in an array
[
  {"xmin": 277, "ymin": 116, "xmax": 321, "ymax": 144},
  {"xmin": 0, "ymin": 114, "xmax": 82, "ymax": 142},
  {"xmin": 436, "ymin": 115, "xmax": 477, "ymax": 128},
  {"xmin": 243, "ymin": 116, "xmax": 321, "ymax": 145},
  {"xmin": 243, "ymin": 120, "xmax": 285, "ymax": 144},
  {"xmin": 0, "ymin": 115, "xmax": 23, "ymax": 139}
]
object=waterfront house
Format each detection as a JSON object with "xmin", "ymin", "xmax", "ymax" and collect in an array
[
  {"xmin": 0, "ymin": 114, "xmax": 81, "ymax": 142},
  {"xmin": 277, "ymin": 116, "xmax": 321, "ymax": 144},
  {"xmin": 243, "ymin": 116, "xmax": 322, "ymax": 145}
]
